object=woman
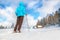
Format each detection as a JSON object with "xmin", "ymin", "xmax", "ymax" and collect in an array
[{"xmin": 14, "ymin": 2, "xmax": 26, "ymax": 33}]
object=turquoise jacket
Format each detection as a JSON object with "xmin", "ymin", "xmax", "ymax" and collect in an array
[{"xmin": 15, "ymin": 2, "xmax": 26, "ymax": 17}]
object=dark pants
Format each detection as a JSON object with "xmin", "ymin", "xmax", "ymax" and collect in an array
[{"xmin": 14, "ymin": 16, "xmax": 24, "ymax": 32}]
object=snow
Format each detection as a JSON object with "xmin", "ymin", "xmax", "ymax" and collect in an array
[{"xmin": 0, "ymin": 26, "xmax": 60, "ymax": 40}]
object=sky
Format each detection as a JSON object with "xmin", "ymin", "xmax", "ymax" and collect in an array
[{"xmin": 0, "ymin": 0, "xmax": 60, "ymax": 27}]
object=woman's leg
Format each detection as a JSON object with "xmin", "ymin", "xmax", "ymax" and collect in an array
[
  {"xmin": 14, "ymin": 17, "xmax": 20, "ymax": 32},
  {"xmin": 18, "ymin": 16, "xmax": 24, "ymax": 32}
]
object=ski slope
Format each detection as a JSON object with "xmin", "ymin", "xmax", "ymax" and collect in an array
[{"xmin": 0, "ymin": 26, "xmax": 60, "ymax": 40}]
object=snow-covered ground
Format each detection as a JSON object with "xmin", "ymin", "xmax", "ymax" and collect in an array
[{"xmin": 0, "ymin": 25, "xmax": 60, "ymax": 40}]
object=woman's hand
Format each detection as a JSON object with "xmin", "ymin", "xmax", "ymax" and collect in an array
[{"xmin": 26, "ymin": 14, "xmax": 28, "ymax": 16}]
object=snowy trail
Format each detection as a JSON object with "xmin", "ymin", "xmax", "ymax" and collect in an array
[{"xmin": 0, "ymin": 27, "xmax": 60, "ymax": 40}]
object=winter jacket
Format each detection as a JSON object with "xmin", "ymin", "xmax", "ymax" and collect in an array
[{"xmin": 15, "ymin": 2, "xmax": 26, "ymax": 17}]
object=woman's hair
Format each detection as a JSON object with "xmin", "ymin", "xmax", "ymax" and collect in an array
[{"xmin": 19, "ymin": 2, "xmax": 24, "ymax": 6}]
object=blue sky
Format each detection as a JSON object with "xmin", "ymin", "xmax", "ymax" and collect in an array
[
  {"xmin": 0, "ymin": 15, "xmax": 6, "ymax": 22},
  {"xmin": 0, "ymin": 0, "xmax": 60, "ymax": 26},
  {"xmin": 0, "ymin": 0, "xmax": 43, "ymax": 21}
]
